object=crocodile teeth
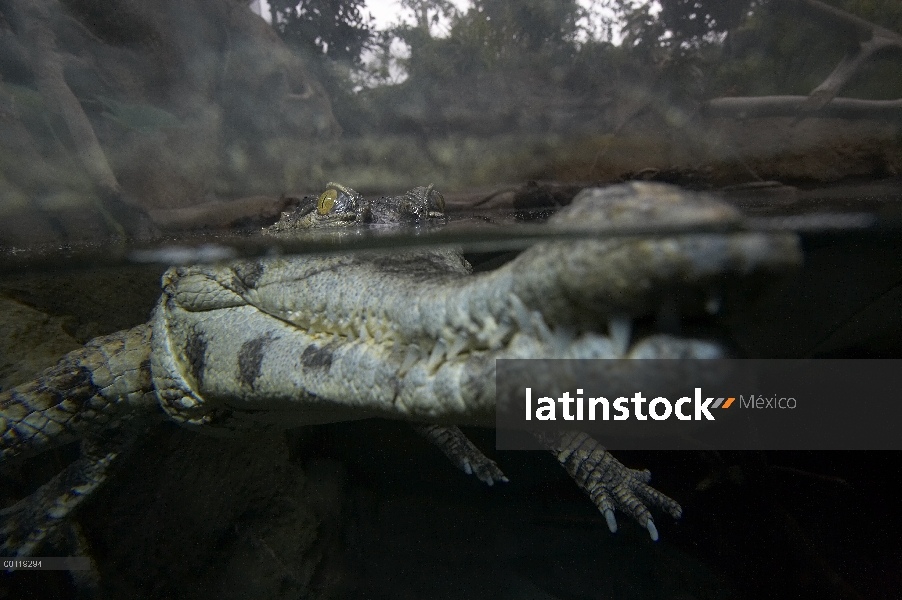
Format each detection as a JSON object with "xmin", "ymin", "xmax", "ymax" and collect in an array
[
  {"xmin": 531, "ymin": 311, "xmax": 557, "ymax": 349},
  {"xmin": 476, "ymin": 315, "xmax": 497, "ymax": 339},
  {"xmin": 509, "ymin": 294, "xmax": 533, "ymax": 335},
  {"xmin": 465, "ymin": 315, "xmax": 484, "ymax": 336},
  {"xmin": 425, "ymin": 340, "xmax": 447, "ymax": 371},
  {"xmin": 399, "ymin": 345, "xmax": 421, "ymax": 375},
  {"xmin": 447, "ymin": 335, "xmax": 469, "ymax": 360},
  {"xmin": 476, "ymin": 315, "xmax": 509, "ymax": 349},
  {"xmin": 455, "ymin": 304, "xmax": 478, "ymax": 334},
  {"xmin": 609, "ymin": 316, "xmax": 632, "ymax": 356},
  {"xmin": 486, "ymin": 324, "xmax": 510, "ymax": 349}
]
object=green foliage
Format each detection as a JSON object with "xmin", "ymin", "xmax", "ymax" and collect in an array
[
  {"xmin": 628, "ymin": 0, "xmax": 757, "ymax": 52},
  {"xmin": 388, "ymin": 0, "xmax": 590, "ymax": 79},
  {"xmin": 843, "ymin": 0, "xmax": 902, "ymax": 32},
  {"xmin": 269, "ymin": 0, "xmax": 374, "ymax": 65},
  {"xmin": 712, "ymin": 0, "xmax": 902, "ymax": 98},
  {"xmin": 613, "ymin": 0, "xmax": 760, "ymax": 103},
  {"xmin": 268, "ymin": 0, "xmax": 378, "ymax": 135},
  {"xmin": 267, "ymin": 0, "xmax": 902, "ymax": 134},
  {"xmin": 609, "ymin": 0, "xmax": 902, "ymax": 100},
  {"xmin": 464, "ymin": 0, "xmax": 583, "ymax": 54},
  {"xmin": 714, "ymin": 3, "xmax": 840, "ymax": 96}
]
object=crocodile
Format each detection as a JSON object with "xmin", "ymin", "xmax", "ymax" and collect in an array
[{"xmin": 0, "ymin": 181, "xmax": 802, "ymax": 557}]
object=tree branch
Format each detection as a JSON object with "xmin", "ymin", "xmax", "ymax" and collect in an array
[
  {"xmin": 791, "ymin": 0, "xmax": 902, "ymax": 113},
  {"xmin": 790, "ymin": 0, "xmax": 902, "ymax": 40},
  {"xmin": 708, "ymin": 0, "xmax": 902, "ymax": 121}
]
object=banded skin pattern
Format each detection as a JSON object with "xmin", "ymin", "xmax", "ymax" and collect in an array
[{"xmin": 0, "ymin": 182, "xmax": 802, "ymax": 557}]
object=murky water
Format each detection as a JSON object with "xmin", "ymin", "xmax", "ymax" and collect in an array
[{"xmin": 2, "ymin": 1, "xmax": 901, "ymax": 598}]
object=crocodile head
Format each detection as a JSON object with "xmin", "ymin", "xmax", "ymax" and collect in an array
[
  {"xmin": 152, "ymin": 182, "xmax": 802, "ymax": 429},
  {"xmin": 265, "ymin": 182, "xmax": 446, "ymax": 232},
  {"xmin": 511, "ymin": 183, "xmax": 802, "ymax": 349}
]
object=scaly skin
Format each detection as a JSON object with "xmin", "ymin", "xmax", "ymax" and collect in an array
[
  {"xmin": 0, "ymin": 182, "xmax": 802, "ymax": 554},
  {"xmin": 1, "ymin": 325, "xmax": 157, "ymax": 463}
]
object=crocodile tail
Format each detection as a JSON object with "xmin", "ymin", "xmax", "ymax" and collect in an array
[{"xmin": 0, "ymin": 324, "xmax": 158, "ymax": 463}]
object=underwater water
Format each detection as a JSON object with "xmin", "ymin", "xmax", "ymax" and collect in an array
[{"xmin": 1, "ymin": 1, "xmax": 902, "ymax": 599}]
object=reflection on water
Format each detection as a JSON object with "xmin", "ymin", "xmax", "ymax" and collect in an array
[{"xmin": 1, "ymin": 181, "xmax": 898, "ymax": 274}]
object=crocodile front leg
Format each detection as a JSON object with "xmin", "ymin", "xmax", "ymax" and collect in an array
[
  {"xmin": 535, "ymin": 430, "xmax": 682, "ymax": 541},
  {"xmin": 1, "ymin": 325, "xmax": 158, "ymax": 462}
]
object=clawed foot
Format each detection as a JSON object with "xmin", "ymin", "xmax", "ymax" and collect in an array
[
  {"xmin": 416, "ymin": 425, "xmax": 679, "ymax": 539},
  {"xmin": 535, "ymin": 430, "xmax": 682, "ymax": 540},
  {"xmin": 414, "ymin": 424, "xmax": 509, "ymax": 485}
]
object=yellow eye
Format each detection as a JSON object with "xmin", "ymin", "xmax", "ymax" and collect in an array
[{"xmin": 317, "ymin": 189, "xmax": 337, "ymax": 214}]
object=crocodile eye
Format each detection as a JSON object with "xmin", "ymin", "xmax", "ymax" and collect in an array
[{"xmin": 317, "ymin": 189, "xmax": 337, "ymax": 214}]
